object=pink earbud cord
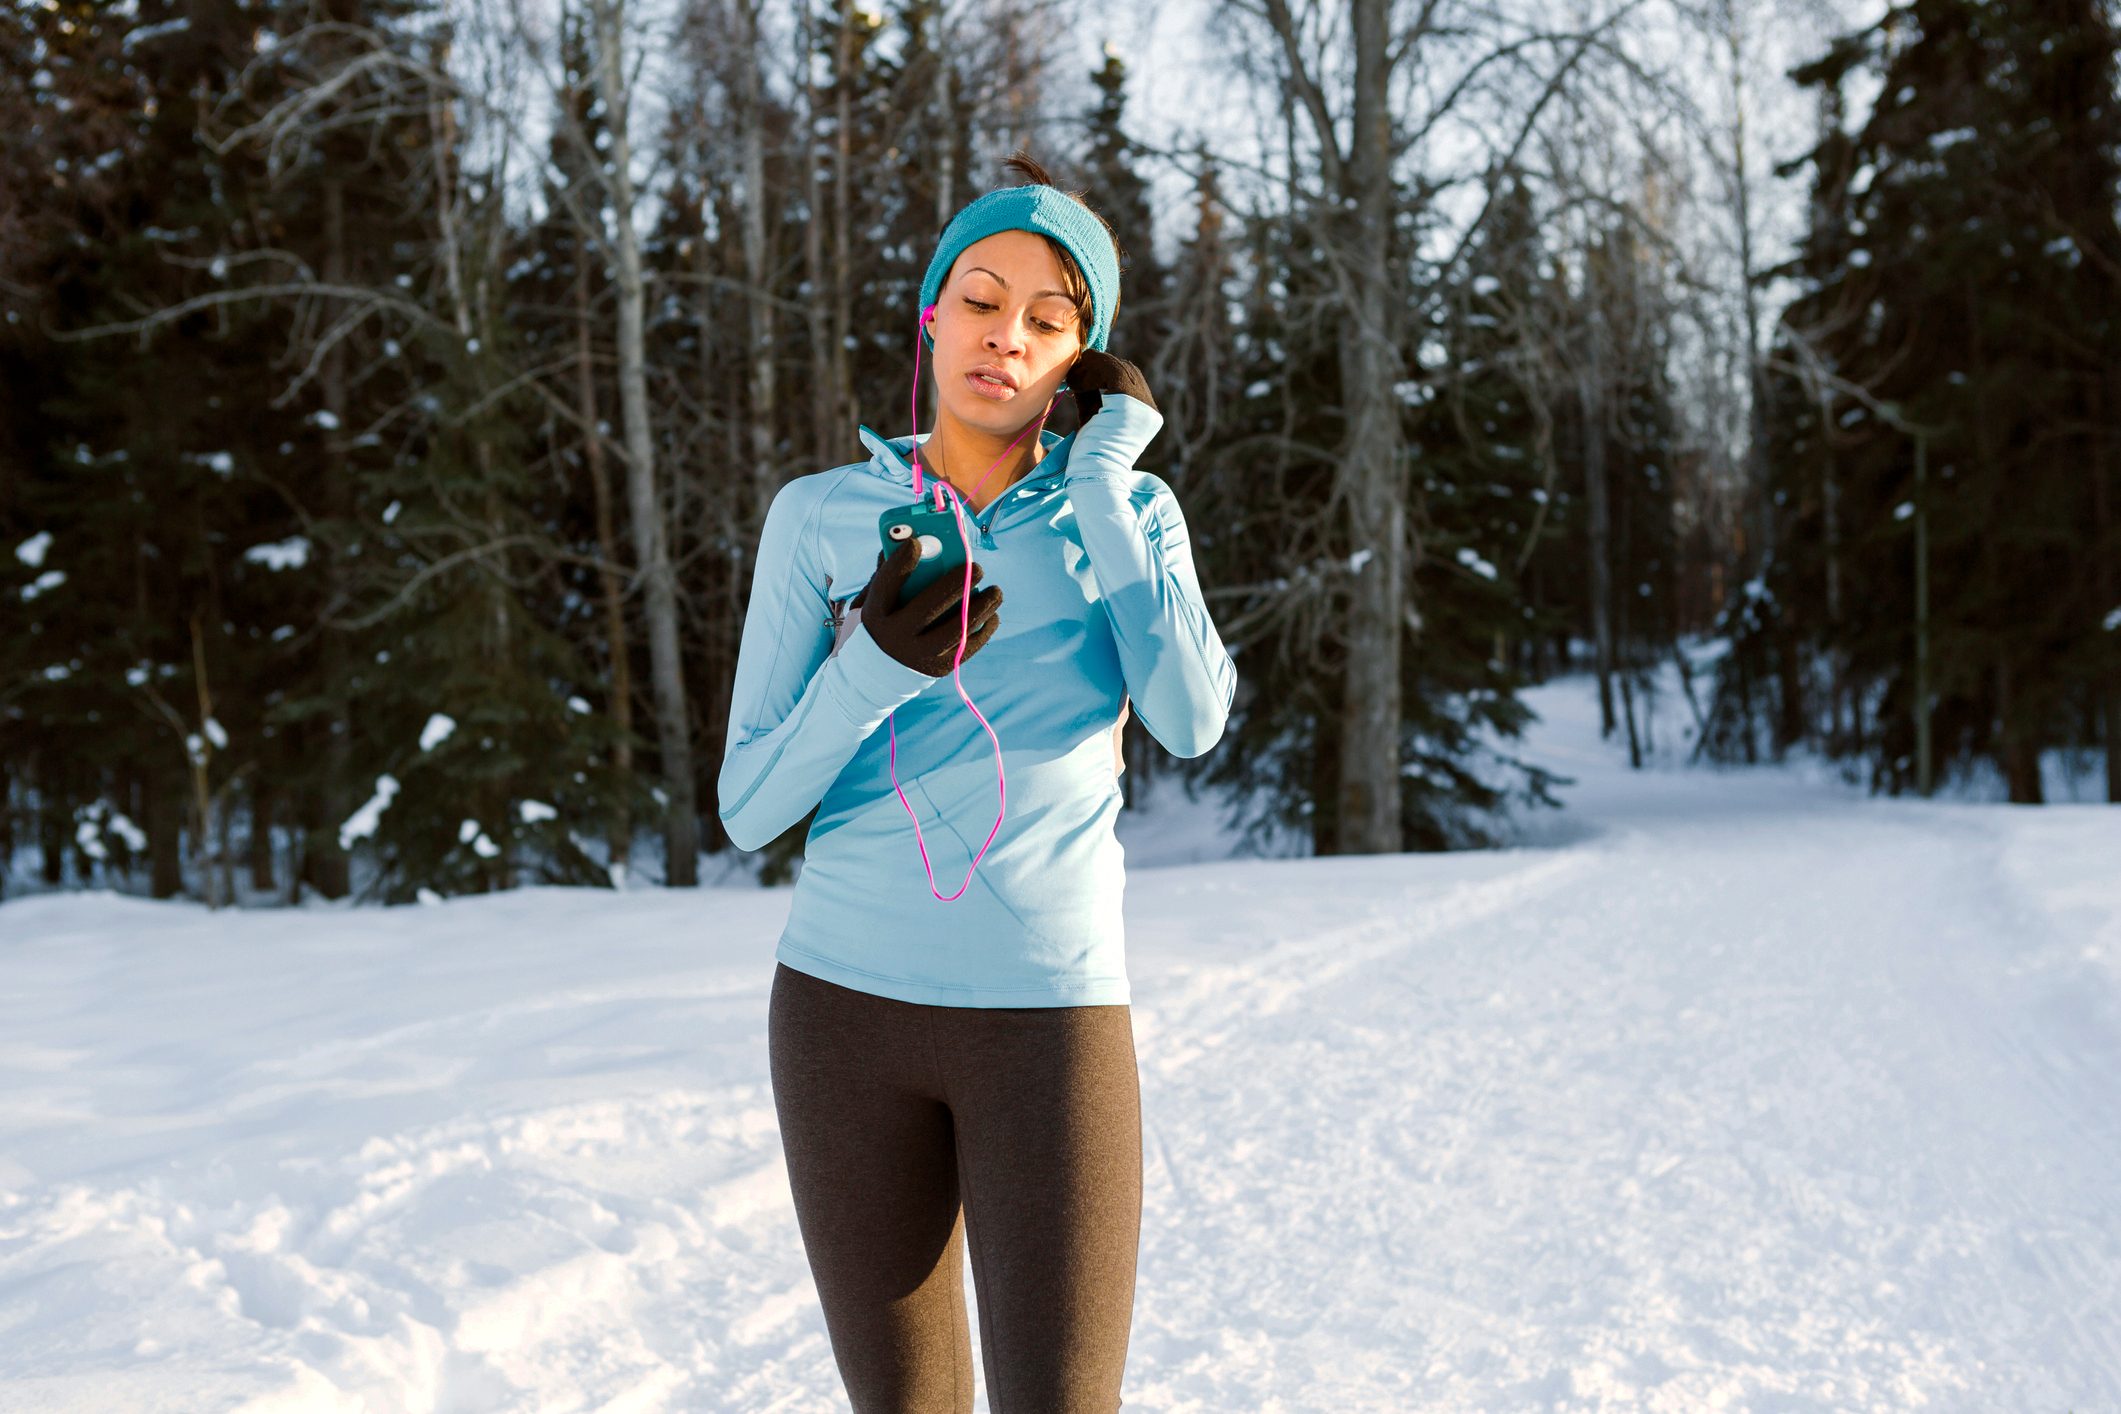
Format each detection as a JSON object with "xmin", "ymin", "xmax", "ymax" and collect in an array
[{"xmin": 885, "ymin": 302, "xmax": 1063, "ymax": 902}]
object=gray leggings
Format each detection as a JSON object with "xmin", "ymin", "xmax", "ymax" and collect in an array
[{"xmin": 768, "ymin": 962, "xmax": 1141, "ymax": 1412}]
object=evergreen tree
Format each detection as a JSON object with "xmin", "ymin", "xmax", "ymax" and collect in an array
[
  {"xmin": 1733, "ymin": 0, "xmax": 2121, "ymax": 799},
  {"xmin": 3, "ymin": 0, "xmax": 312, "ymax": 901}
]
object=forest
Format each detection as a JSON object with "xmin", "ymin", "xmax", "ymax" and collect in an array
[{"xmin": 4, "ymin": 0, "xmax": 2116, "ymax": 906}]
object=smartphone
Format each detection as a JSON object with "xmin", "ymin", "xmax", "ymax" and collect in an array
[{"xmin": 878, "ymin": 502, "xmax": 972, "ymax": 606}]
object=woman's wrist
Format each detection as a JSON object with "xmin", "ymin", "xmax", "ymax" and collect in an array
[{"xmin": 1067, "ymin": 392, "xmax": 1164, "ymax": 476}]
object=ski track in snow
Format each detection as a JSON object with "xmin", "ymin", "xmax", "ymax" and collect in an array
[{"xmin": 2, "ymin": 676, "xmax": 2118, "ymax": 1411}]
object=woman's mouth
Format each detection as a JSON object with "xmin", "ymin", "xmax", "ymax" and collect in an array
[{"xmin": 966, "ymin": 370, "xmax": 1017, "ymax": 400}]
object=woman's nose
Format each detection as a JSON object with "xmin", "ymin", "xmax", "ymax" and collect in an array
[{"xmin": 984, "ymin": 314, "xmax": 1027, "ymax": 355}]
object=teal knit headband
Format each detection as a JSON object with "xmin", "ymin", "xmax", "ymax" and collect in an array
[{"xmin": 917, "ymin": 184, "xmax": 1120, "ymax": 353}]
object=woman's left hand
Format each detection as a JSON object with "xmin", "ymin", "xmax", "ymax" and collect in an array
[{"xmin": 1067, "ymin": 349, "xmax": 1158, "ymax": 423}]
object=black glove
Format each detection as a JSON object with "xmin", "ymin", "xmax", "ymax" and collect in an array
[
  {"xmin": 1067, "ymin": 348, "xmax": 1158, "ymax": 423},
  {"xmin": 855, "ymin": 537, "xmax": 1003, "ymax": 677}
]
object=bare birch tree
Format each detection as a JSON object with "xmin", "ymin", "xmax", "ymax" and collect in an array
[{"xmin": 590, "ymin": 0, "xmax": 701, "ymax": 885}]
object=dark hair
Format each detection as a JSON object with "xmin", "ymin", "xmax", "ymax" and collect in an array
[{"xmin": 997, "ymin": 150, "xmax": 1122, "ymax": 334}]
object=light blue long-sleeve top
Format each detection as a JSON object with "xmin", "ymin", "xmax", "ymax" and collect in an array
[{"xmin": 717, "ymin": 394, "xmax": 1237, "ymax": 1007}]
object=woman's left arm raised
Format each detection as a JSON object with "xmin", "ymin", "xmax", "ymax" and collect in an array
[{"xmin": 1062, "ymin": 354, "xmax": 1236, "ymax": 758}]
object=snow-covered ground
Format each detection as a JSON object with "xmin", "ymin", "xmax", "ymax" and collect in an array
[{"xmin": 3, "ymin": 675, "xmax": 2117, "ymax": 1412}]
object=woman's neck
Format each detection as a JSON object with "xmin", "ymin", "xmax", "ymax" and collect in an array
[{"xmin": 922, "ymin": 406, "xmax": 1047, "ymax": 514}]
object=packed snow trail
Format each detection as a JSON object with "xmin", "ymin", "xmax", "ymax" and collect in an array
[{"xmin": 2, "ymin": 676, "xmax": 2117, "ymax": 1411}]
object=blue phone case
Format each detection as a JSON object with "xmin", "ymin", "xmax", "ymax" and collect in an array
[{"xmin": 878, "ymin": 502, "xmax": 971, "ymax": 605}]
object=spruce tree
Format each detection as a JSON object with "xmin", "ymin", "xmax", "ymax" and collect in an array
[{"xmin": 1744, "ymin": 0, "xmax": 2121, "ymax": 799}]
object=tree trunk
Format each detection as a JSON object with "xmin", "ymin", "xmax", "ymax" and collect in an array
[
  {"xmin": 146, "ymin": 772, "xmax": 182, "ymax": 898},
  {"xmin": 433, "ymin": 46, "xmax": 520, "ymax": 896},
  {"xmin": 1619, "ymin": 670, "xmax": 1642, "ymax": 768},
  {"xmin": 313, "ymin": 176, "xmax": 354, "ymax": 899},
  {"xmin": 1996, "ymin": 657, "xmax": 2044, "ymax": 804},
  {"xmin": 1332, "ymin": 0, "xmax": 1405, "ymax": 855},
  {"xmin": 713, "ymin": 0, "xmax": 780, "ymax": 858},
  {"xmin": 594, "ymin": 0, "xmax": 700, "ymax": 885},
  {"xmin": 829, "ymin": 1, "xmax": 856, "ymax": 446},
  {"xmin": 1821, "ymin": 409, "xmax": 1851, "ymax": 752},
  {"xmin": 1727, "ymin": 11, "xmax": 1774, "ymax": 582},
  {"xmin": 249, "ymin": 787, "xmax": 275, "ymax": 893},
  {"xmin": 574, "ymin": 250, "xmax": 634, "ymax": 870},
  {"xmin": 931, "ymin": 4, "xmax": 954, "ymax": 230},
  {"xmin": 1578, "ymin": 351, "xmax": 1617, "ymax": 739},
  {"xmin": 801, "ymin": 1, "xmax": 836, "ymax": 466},
  {"xmin": 2097, "ymin": 370, "xmax": 2121, "ymax": 803}
]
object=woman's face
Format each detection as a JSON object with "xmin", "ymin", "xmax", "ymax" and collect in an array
[{"xmin": 927, "ymin": 229, "xmax": 1086, "ymax": 438}]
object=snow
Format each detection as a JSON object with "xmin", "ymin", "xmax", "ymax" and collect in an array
[
  {"xmin": 105, "ymin": 811, "xmax": 147, "ymax": 853},
  {"xmin": 20, "ymin": 570, "xmax": 65, "ymax": 601},
  {"xmin": 243, "ymin": 537, "xmax": 310, "ymax": 571},
  {"xmin": 1893, "ymin": 500, "xmax": 1915, "ymax": 521},
  {"xmin": 72, "ymin": 818, "xmax": 107, "ymax": 863},
  {"xmin": 2, "ymin": 676, "xmax": 2118, "ymax": 1410},
  {"xmin": 2103, "ymin": 605, "xmax": 2120, "ymax": 633},
  {"xmin": 309, "ymin": 410, "xmax": 341, "ymax": 431},
  {"xmin": 71, "ymin": 807, "xmax": 128, "ymax": 861},
  {"xmin": 566, "ymin": 696, "xmax": 593, "ymax": 715},
  {"xmin": 121, "ymin": 16, "xmax": 190, "ymax": 51},
  {"xmin": 15, "ymin": 531, "xmax": 51, "ymax": 568},
  {"xmin": 1456, "ymin": 545, "xmax": 1498, "ymax": 580},
  {"xmin": 338, "ymin": 775, "xmax": 400, "ymax": 850},
  {"xmin": 419, "ymin": 713, "xmax": 457, "ymax": 752},
  {"xmin": 519, "ymin": 801, "xmax": 559, "ymax": 825},
  {"xmin": 202, "ymin": 717, "xmax": 228, "ymax": 751}
]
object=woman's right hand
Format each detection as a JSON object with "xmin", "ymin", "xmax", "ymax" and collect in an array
[{"xmin": 856, "ymin": 537, "xmax": 1003, "ymax": 676}]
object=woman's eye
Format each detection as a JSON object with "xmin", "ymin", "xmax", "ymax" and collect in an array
[{"xmin": 963, "ymin": 297, "xmax": 1062, "ymax": 335}]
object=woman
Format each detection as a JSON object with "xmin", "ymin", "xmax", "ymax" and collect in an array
[{"xmin": 718, "ymin": 153, "xmax": 1236, "ymax": 1412}]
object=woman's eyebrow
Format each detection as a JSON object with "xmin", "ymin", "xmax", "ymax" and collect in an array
[{"xmin": 966, "ymin": 265, "xmax": 1069, "ymax": 301}]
